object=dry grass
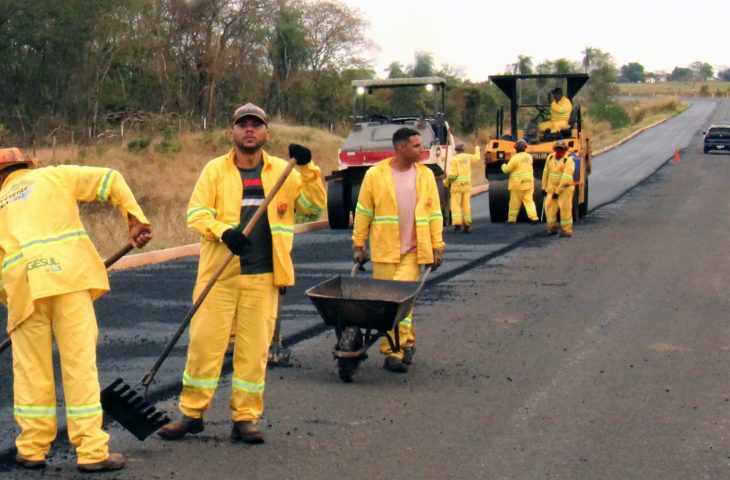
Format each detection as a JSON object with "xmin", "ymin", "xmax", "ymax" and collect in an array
[
  {"xmin": 588, "ymin": 97, "xmax": 687, "ymax": 151},
  {"xmin": 619, "ymin": 81, "xmax": 730, "ymax": 98},
  {"xmin": 33, "ymin": 123, "xmax": 343, "ymax": 256}
]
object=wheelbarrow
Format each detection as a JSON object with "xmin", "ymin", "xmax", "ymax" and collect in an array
[{"xmin": 305, "ymin": 262, "xmax": 431, "ymax": 382}]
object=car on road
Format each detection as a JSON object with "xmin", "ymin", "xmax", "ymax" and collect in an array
[{"xmin": 703, "ymin": 125, "xmax": 730, "ymax": 153}]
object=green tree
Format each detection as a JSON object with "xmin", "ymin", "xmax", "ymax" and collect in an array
[
  {"xmin": 510, "ymin": 55, "xmax": 533, "ymax": 75},
  {"xmin": 620, "ymin": 63, "xmax": 646, "ymax": 83},
  {"xmin": 669, "ymin": 67, "xmax": 693, "ymax": 82},
  {"xmin": 690, "ymin": 61, "xmax": 714, "ymax": 80},
  {"xmin": 267, "ymin": 2, "xmax": 311, "ymax": 117},
  {"xmin": 720, "ymin": 69, "xmax": 730, "ymax": 82}
]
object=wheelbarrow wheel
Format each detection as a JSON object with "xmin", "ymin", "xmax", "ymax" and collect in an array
[
  {"xmin": 337, "ymin": 358, "xmax": 358, "ymax": 383},
  {"xmin": 336, "ymin": 326, "xmax": 363, "ymax": 383}
]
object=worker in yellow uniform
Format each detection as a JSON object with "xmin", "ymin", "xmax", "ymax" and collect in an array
[
  {"xmin": 444, "ymin": 143, "xmax": 480, "ymax": 233},
  {"xmin": 353, "ymin": 127, "xmax": 445, "ymax": 373},
  {"xmin": 539, "ymin": 87, "xmax": 573, "ymax": 134},
  {"xmin": 0, "ymin": 148, "xmax": 152, "ymax": 472},
  {"xmin": 501, "ymin": 139, "xmax": 539, "ymax": 224},
  {"xmin": 541, "ymin": 140, "xmax": 575, "ymax": 237},
  {"xmin": 157, "ymin": 103, "xmax": 325, "ymax": 443}
]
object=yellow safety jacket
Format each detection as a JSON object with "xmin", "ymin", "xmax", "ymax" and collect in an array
[
  {"xmin": 187, "ymin": 149, "xmax": 325, "ymax": 287},
  {"xmin": 542, "ymin": 153, "xmax": 575, "ymax": 195},
  {"xmin": 445, "ymin": 147, "xmax": 481, "ymax": 193},
  {"xmin": 352, "ymin": 159, "xmax": 445, "ymax": 264},
  {"xmin": 0, "ymin": 166, "xmax": 149, "ymax": 333},
  {"xmin": 501, "ymin": 152, "xmax": 534, "ymax": 191},
  {"xmin": 550, "ymin": 96, "xmax": 573, "ymax": 121}
]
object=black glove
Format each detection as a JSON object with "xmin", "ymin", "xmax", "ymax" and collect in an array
[
  {"xmin": 221, "ymin": 229, "xmax": 252, "ymax": 256},
  {"xmin": 541, "ymin": 190, "xmax": 548, "ymax": 197},
  {"xmin": 552, "ymin": 193, "xmax": 559, "ymax": 199},
  {"xmin": 288, "ymin": 144, "xmax": 312, "ymax": 166}
]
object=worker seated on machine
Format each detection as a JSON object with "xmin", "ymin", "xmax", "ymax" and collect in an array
[{"xmin": 538, "ymin": 87, "xmax": 572, "ymax": 140}]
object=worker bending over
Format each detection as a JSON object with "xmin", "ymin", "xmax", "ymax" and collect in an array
[
  {"xmin": 158, "ymin": 103, "xmax": 325, "ymax": 444},
  {"xmin": 0, "ymin": 148, "xmax": 152, "ymax": 472},
  {"xmin": 539, "ymin": 87, "xmax": 572, "ymax": 135},
  {"xmin": 353, "ymin": 127, "xmax": 445, "ymax": 373},
  {"xmin": 541, "ymin": 140, "xmax": 575, "ymax": 237},
  {"xmin": 501, "ymin": 139, "xmax": 539, "ymax": 224},
  {"xmin": 445, "ymin": 143, "xmax": 480, "ymax": 232}
]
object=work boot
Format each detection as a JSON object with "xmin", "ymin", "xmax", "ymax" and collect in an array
[
  {"xmin": 77, "ymin": 453, "xmax": 125, "ymax": 473},
  {"xmin": 463, "ymin": 225, "xmax": 470, "ymax": 233},
  {"xmin": 15, "ymin": 454, "xmax": 46, "ymax": 470},
  {"xmin": 231, "ymin": 421, "xmax": 265, "ymax": 444},
  {"xmin": 559, "ymin": 231, "xmax": 573, "ymax": 238},
  {"xmin": 402, "ymin": 346, "xmax": 416, "ymax": 365},
  {"xmin": 505, "ymin": 222, "xmax": 516, "ymax": 226},
  {"xmin": 452, "ymin": 225, "xmax": 461, "ymax": 232},
  {"xmin": 157, "ymin": 415, "xmax": 204, "ymax": 440},
  {"xmin": 546, "ymin": 229, "xmax": 558, "ymax": 236},
  {"xmin": 530, "ymin": 219, "xmax": 540, "ymax": 225},
  {"xmin": 383, "ymin": 355, "xmax": 408, "ymax": 373}
]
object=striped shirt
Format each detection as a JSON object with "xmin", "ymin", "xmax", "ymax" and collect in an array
[{"xmin": 238, "ymin": 163, "xmax": 273, "ymax": 274}]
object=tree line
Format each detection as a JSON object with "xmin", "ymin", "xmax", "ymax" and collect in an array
[{"xmin": 0, "ymin": 1, "xmax": 680, "ymax": 148}]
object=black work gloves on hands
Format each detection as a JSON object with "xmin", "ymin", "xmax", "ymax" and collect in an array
[
  {"xmin": 289, "ymin": 144, "xmax": 312, "ymax": 166},
  {"xmin": 221, "ymin": 229, "xmax": 252, "ymax": 256},
  {"xmin": 541, "ymin": 190, "xmax": 548, "ymax": 197},
  {"xmin": 552, "ymin": 193, "xmax": 559, "ymax": 199}
]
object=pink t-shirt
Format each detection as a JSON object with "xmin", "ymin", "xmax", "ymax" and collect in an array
[{"xmin": 391, "ymin": 165, "xmax": 417, "ymax": 254}]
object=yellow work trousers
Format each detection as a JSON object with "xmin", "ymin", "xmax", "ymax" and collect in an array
[
  {"xmin": 507, "ymin": 189, "xmax": 538, "ymax": 222},
  {"xmin": 545, "ymin": 187, "xmax": 575, "ymax": 235},
  {"xmin": 450, "ymin": 189, "xmax": 472, "ymax": 226},
  {"xmin": 179, "ymin": 273, "xmax": 277, "ymax": 422},
  {"xmin": 375, "ymin": 252, "xmax": 420, "ymax": 360},
  {"xmin": 538, "ymin": 119, "xmax": 570, "ymax": 133},
  {"xmin": 11, "ymin": 290, "xmax": 109, "ymax": 464}
]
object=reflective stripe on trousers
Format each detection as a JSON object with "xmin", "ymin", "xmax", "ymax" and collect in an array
[
  {"xmin": 180, "ymin": 273, "xmax": 278, "ymax": 422},
  {"xmin": 11, "ymin": 291, "xmax": 109, "ymax": 464}
]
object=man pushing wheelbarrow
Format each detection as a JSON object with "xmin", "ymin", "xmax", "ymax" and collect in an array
[{"xmin": 351, "ymin": 127, "xmax": 445, "ymax": 374}]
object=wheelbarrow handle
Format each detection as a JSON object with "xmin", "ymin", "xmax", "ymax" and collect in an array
[
  {"xmin": 141, "ymin": 158, "xmax": 298, "ymax": 390},
  {"xmin": 411, "ymin": 265, "xmax": 432, "ymax": 301},
  {"xmin": 0, "ymin": 243, "xmax": 135, "ymax": 355},
  {"xmin": 350, "ymin": 259, "xmax": 370, "ymax": 277}
]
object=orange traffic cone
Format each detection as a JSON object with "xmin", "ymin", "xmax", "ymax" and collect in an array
[{"xmin": 673, "ymin": 149, "xmax": 681, "ymax": 165}]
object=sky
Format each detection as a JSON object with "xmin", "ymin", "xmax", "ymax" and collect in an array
[{"xmin": 343, "ymin": 0, "xmax": 728, "ymax": 81}]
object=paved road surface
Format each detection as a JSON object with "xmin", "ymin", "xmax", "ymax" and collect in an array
[{"xmin": 0, "ymin": 99, "xmax": 727, "ymax": 478}]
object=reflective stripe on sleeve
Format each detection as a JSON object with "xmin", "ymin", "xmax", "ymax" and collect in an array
[
  {"xmin": 355, "ymin": 203, "xmax": 373, "ymax": 218},
  {"xmin": 296, "ymin": 192, "xmax": 322, "ymax": 213},
  {"xmin": 96, "ymin": 169, "xmax": 117, "ymax": 202},
  {"xmin": 186, "ymin": 207, "xmax": 217, "ymax": 220}
]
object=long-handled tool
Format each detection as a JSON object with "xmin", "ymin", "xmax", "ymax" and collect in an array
[
  {"xmin": 0, "ymin": 244, "xmax": 134, "ymax": 355},
  {"xmin": 102, "ymin": 158, "xmax": 297, "ymax": 441},
  {"xmin": 268, "ymin": 287, "xmax": 291, "ymax": 367}
]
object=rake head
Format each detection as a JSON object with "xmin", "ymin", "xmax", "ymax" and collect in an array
[{"xmin": 101, "ymin": 378, "xmax": 171, "ymax": 441}]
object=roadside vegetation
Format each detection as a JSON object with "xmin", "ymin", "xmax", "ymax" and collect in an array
[{"xmin": 618, "ymin": 81, "xmax": 730, "ymax": 98}]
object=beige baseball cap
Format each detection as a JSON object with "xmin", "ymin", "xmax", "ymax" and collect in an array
[{"xmin": 233, "ymin": 103, "xmax": 268, "ymax": 125}]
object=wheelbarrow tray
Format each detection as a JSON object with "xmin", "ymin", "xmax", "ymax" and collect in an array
[{"xmin": 305, "ymin": 275, "xmax": 421, "ymax": 332}]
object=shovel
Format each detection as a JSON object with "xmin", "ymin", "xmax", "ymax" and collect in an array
[
  {"xmin": 267, "ymin": 287, "xmax": 291, "ymax": 367},
  {"xmin": 101, "ymin": 157, "xmax": 298, "ymax": 441},
  {"xmin": 0, "ymin": 243, "xmax": 134, "ymax": 355}
]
